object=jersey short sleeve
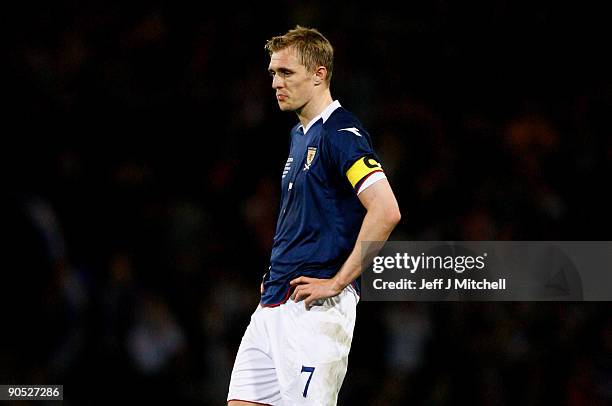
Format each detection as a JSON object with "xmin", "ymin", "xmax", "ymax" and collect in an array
[{"xmin": 324, "ymin": 124, "xmax": 386, "ymax": 194}]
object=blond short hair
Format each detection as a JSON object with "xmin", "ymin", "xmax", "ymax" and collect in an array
[{"xmin": 265, "ymin": 25, "xmax": 334, "ymax": 84}]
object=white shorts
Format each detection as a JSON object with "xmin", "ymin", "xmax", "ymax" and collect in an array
[{"xmin": 227, "ymin": 285, "xmax": 359, "ymax": 406}]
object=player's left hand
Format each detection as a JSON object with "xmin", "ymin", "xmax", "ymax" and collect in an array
[{"xmin": 289, "ymin": 276, "xmax": 344, "ymax": 310}]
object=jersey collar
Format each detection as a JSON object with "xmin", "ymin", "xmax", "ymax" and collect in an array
[{"xmin": 298, "ymin": 100, "xmax": 341, "ymax": 135}]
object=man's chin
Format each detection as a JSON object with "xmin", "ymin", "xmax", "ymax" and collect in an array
[{"xmin": 278, "ymin": 102, "xmax": 293, "ymax": 111}]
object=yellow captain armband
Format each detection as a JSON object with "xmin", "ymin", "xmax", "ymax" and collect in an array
[{"xmin": 346, "ymin": 156, "xmax": 384, "ymax": 189}]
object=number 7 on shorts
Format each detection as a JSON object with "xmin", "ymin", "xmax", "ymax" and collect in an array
[{"xmin": 300, "ymin": 365, "xmax": 315, "ymax": 397}]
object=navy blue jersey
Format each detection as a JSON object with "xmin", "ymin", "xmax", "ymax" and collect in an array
[{"xmin": 261, "ymin": 101, "xmax": 385, "ymax": 306}]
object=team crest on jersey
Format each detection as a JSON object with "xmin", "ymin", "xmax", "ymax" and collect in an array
[{"xmin": 304, "ymin": 147, "xmax": 317, "ymax": 171}]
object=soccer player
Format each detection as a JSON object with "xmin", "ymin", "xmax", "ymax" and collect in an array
[{"xmin": 227, "ymin": 26, "xmax": 401, "ymax": 405}]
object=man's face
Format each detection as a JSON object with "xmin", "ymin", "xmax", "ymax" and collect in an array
[{"xmin": 268, "ymin": 47, "xmax": 316, "ymax": 112}]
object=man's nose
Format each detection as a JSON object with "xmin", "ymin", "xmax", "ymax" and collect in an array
[{"xmin": 272, "ymin": 75, "xmax": 283, "ymax": 89}]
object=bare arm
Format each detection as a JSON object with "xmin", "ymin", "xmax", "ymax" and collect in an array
[{"xmin": 290, "ymin": 179, "xmax": 401, "ymax": 309}]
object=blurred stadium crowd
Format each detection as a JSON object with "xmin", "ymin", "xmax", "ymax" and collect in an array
[{"xmin": 4, "ymin": 1, "xmax": 611, "ymax": 405}]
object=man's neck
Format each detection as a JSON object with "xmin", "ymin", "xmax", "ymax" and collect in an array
[{"xmin": 297, "ymin": 91, "xmax": 333, "ymax": 128}]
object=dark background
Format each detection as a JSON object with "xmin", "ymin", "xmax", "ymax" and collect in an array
[{"xmin": 4, "ymin": 1, "xmax": 611, "ymax": 404}]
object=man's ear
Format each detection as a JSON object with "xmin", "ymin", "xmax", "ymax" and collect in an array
[{"xmin": 314, "ymin": 66, "xmax": 327, "ymax": 86}]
